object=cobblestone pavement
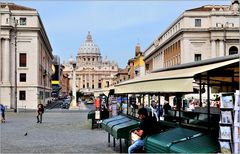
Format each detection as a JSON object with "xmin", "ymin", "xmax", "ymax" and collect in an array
[{"xmin": 0, "ymin": 109, "xmax": 119, "ymax": 153}]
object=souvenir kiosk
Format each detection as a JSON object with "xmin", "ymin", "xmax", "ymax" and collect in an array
[{"xmin": 102, "ymin": 55, "xmax": 239, "ymax": 153}]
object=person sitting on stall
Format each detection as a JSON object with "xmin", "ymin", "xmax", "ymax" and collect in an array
[{"xmin": 128, "ymin": 107, "xmax": 157, "ymax": 154}]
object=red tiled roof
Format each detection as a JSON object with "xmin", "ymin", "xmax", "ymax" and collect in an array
[
  {"xmin": 0, "ymin": 3, "xmax": 36, "ymax": 11},
  {"xmin": 186, "ymin": 5, "xmax": 229, "ymax": 12}
]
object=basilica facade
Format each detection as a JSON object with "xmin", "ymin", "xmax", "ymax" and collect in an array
[{"xmin": 62, "ymin": 32, "xmax": 118, "ymax": 95}]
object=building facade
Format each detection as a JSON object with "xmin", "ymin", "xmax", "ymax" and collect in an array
[
  {"xmin": 59, "ymin": 70, "xmax": 69, "ymax": 98},
  {"xmin": 127, "ymin": 43, "xmax": 145, "ymax": 79},
  {"xmin": 0, "ymin": 3, "xmax": 53, "ymax": 109},
  {"xmin": 113, "ymin": 68, "xmax": 129, "ymax": 85},
  {"xmin": 62, "ymin": 32, "xmax": 118, "ymax": 95},
  {"xmin": 133, "ymin": 43, "xmax": 145, "ymax": 77},
  {"xmin": 144, "ymin": 1, "xmax": 240, "ymax": 73}
]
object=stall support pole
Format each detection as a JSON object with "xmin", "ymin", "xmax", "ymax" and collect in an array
[
  {"xmin": 143, "ymin": 94, "xmax": 145, "ymax": 107},
  {"xmin": 199, "ymin": 75, "xmax": 202, "ymax": 107},
  {"xmin": 120, "ymin": 138, "xmax": 122, "ymax": 153},
  {"xmin": 107, "ymin": 94, "xmax": 110, "ymax": 109},
  {"xmin": 113, "ymin": 137, "xmax": 116, "ymax": 147},
  {"xmin": 232, "ymin": 74, "xmax": 234, "ymax": 92},
  {"xmin": 207, "ymin": 72, "xmax": 210, "ymax": 130},
  {"xmin": 108, "ymin": 133, "xmax": 110, "ymax": 145},
  {"xmin": 158, "ymin": 93, "xmax": 160, "ymax": 120},
  {"xmin": 127, "ymin": 94, "xmax": 129, "ymax": 115},
  {"xmin": 148, "ymin": 94, "xmax": 151, "ymax": 107}
]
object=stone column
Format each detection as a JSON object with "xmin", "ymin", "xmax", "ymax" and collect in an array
[
  {"xmin": 211, "ymin": 40, "xmax": 216, "ymax": 58},
  {"xmin": 219, "ymin": 40, "xmax": 224, "ymax": 57},
  {"xmin": 0, "ymin": 39, "xmax": 2, "ymax": 83},
  {"xmin": 70, "ymin": 68, "xmax": 77, "ymax": 109},
  {"xmin": 2, "ymin": 38, "xmax": 10, "ymax": 84},
  {"xmin": 80, "ymin": 74, "xmax": 83, "ymax": 89},
  {"xmin": 153, "ymin": 57, "xmax": 155, "ymax": 70}
]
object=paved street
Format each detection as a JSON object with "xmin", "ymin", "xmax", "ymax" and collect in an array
[{"xmin": 0, "ymin": 109, "xmax": 118, "ymax": 153}]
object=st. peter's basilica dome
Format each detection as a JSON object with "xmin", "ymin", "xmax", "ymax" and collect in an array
[{"xmin": 78, "ymin": 31, "xmax": 100, "ymax": 54}]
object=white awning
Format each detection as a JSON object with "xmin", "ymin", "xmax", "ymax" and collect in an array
[
  {"xmin": 114, "ymin": 59, "xmax": 239, "ymax": 94},
  {"xmin": 93, "ymin": 86, "xmax": 115, "ymax": 97}
]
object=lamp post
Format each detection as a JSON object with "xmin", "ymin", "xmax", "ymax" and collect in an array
[
  {"xmin": 43, "ymin": 70, "xmax": 47, "ymax": 105},
  {"xmin": 69, "ymin": 56, "xmax": 77, "ymax": 109}
]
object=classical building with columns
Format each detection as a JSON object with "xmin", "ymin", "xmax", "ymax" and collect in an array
[
  {"xmin": 144, "ymin": 0, "xmax": 240, "ymax": 73},
  {"xmin": 0, "ymin": 3, "xmax": 53, "ymax": 109},
  {"xmin": 62, "ymin": 32, "xmax": 118, "ymax": 95}
]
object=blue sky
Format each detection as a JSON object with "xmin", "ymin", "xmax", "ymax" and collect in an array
[{"xmin": 9, "ymin": 0, "xmax": 230, "ymax": 68}]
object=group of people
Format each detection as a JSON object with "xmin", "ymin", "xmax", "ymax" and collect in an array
[{"xmin": 0, "ymin": 103, "xmax": 44, "ymax": 124}]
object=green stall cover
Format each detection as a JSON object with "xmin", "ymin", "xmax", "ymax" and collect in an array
[
  {"xmin": 101, "ymin": 115, "xmax": 126, "ymax": 131},
  {"xmin": 106, "ymin": 117, "xmax": 131, "ymax": 133},
  {"xmin": 112, "ymin": 120, "xmax": 139, "ymax": 139},
  {"xmin": 169, "ymin": 134, "xmax": 219, "ymax": 153},
  {"xmin": 145, "ymin": 127, "xmax": 200, "ymax": 153}
]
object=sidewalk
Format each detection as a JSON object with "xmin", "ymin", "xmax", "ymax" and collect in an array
[{"xmin": 0, "ymin": 111, "xmax": 116, "ymax": 153}]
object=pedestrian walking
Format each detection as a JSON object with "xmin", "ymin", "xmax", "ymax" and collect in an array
[
  {"xmin": 0, "ymin": 103, "xmax": 6, "ymax": 123},
  {"xmin": 36, "ymin": 103, "xmax": 44, "ymax": 123}
]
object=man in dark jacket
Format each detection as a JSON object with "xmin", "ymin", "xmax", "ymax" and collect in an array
[
  {"xmin": 128, "ymin": 108, "xmax": 157, "ymax": 153},
  {"xmin": 36, "ymin": 103, "xmax": 44, "ymax": 123}
]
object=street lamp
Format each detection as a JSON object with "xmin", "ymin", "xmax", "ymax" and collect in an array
[
  {"xmin": 43, "ymin": 70, "xmax": 47, "ymax": 105},
  {"xmin": 69, "ymin": 56, "xmax": 77, "ymax": 109}
]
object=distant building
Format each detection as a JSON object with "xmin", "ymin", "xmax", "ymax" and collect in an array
[
  {"xmin": 127, "ymin": 43, "xmax": 145, "ymax": 79},
  {"xmin": 62, "ymin": 32, "xmax": 118, "ymax": 95},
  {"xmin": 144, "ymin": 1, "xmax": 240, "ymax": 73},
  {"xmin": 59, "ymin": 65, "xmax": 69, "ymax": 98},
  {"xmin": 113, "ymin": 68, "xmax": 129, "ymax": 85},
  {"xmin": 0, "ymin": 3, "xmax": 53, "ymax": 109},
  {"xmin": 133, "ymin": 43, "xmax": 145, "ymax": 77},
  {"xmin": 51, "ymin": 55, "xmax": 61, "ymax": 98},
  {"xmin": 127, "ymin": 58, "xmax": 135, "ymax": 79}
]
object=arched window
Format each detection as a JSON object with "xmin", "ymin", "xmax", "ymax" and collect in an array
[{"xmin": 229, "ymin": 46, "xmax": 238, "ymax": 55}]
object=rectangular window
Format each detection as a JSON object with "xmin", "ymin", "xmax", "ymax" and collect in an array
[
  {"xmin": 19, "ymin": 91, "xmax": 26, "ymax": 100},
  {"xmin": 195, "ymin": 54, "xmax": 202, "ymax": 61},
  {"xmin": 195, "ymin": 19, "xmax": 201, "ymax": 27},
  {"xmin": 98, "ymin": 83, "xmax": 102, "ymax": 89},
  {"xmin": 83, "ymin": 84, "xmax": 85, "ymax": 88},
  {"xmin": 106, "ymin": 81, "xmax": 109, "ymax": 87},
  {"xmin": 146, "ymin": 64, "xmax": 149, "ymax": 70},
  {"xmin": 20, "ymin": 17, "xmax": 27, "ymax": 25},
  {"xmin": 19, "ymin": 53, "xmax": 27, "ymax": 67},
  {"xmin": 20, "ymin": 73, "xmax": 26, "ymax": 82},
  {"xmin": 92, "ymin": 84, "xmax": 94, "ymax": 89}
]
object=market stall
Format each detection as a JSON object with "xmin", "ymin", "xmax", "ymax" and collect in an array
[{"xmin": 111, "ymin": 55, "xmax": 239, "ymax": 153}]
